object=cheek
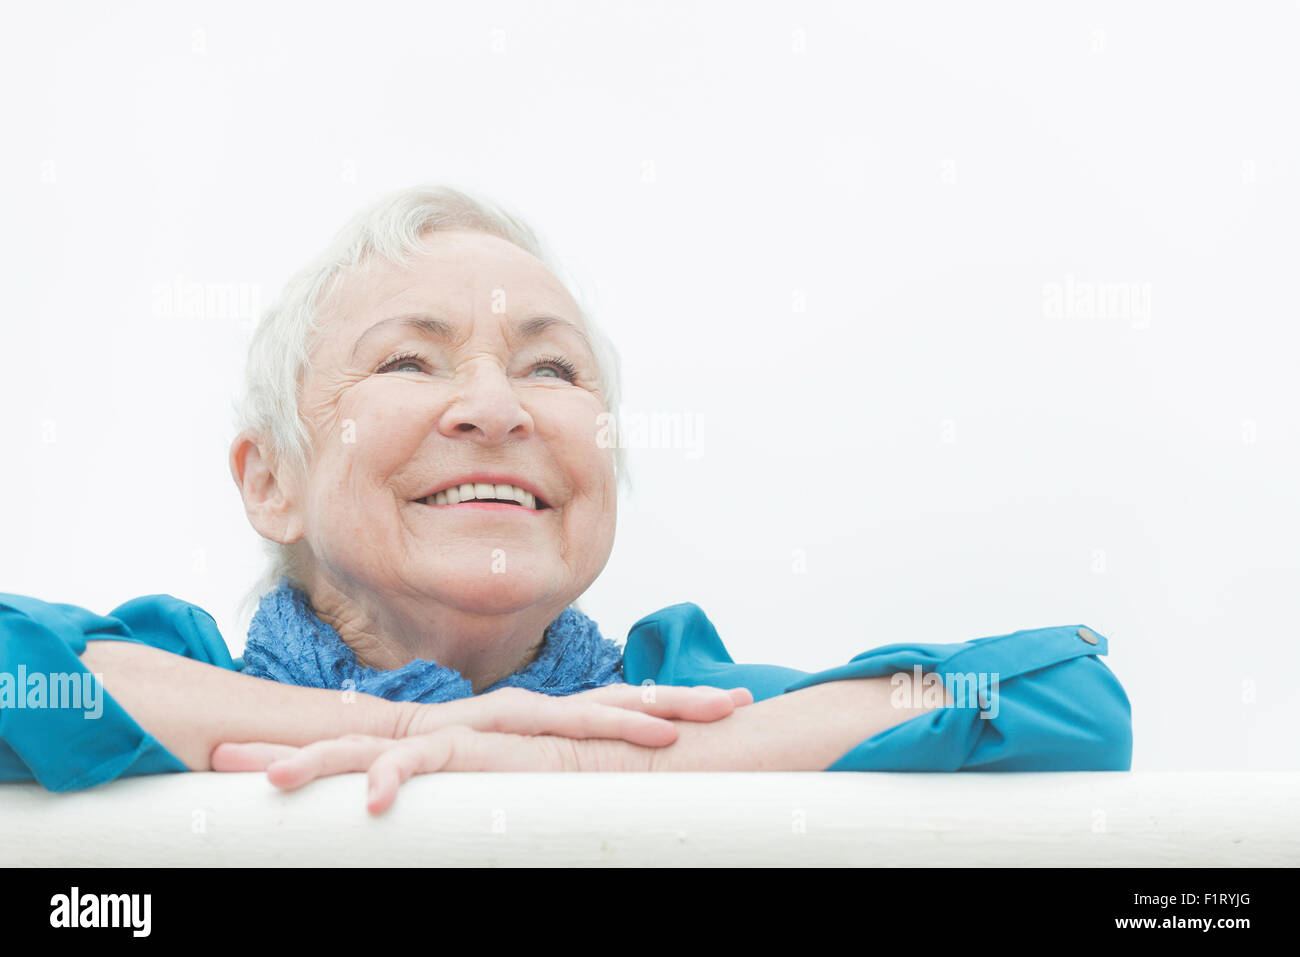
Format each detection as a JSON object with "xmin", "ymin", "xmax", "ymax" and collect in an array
[
  {"xmin": 348, "ymin": 390, "xmax": 437, "ymax": 461},
  {"xmin": 562, "ymin": 435, "xmax": 618, "ymax": 539},
  {"xmin": 538, "ymin": 407, "xmax": 615, "ymax": 538},
  {"xmin": 548, "ymin": 404, "xmax": 612, "ymax": 485},
  {"xmin": 303, "ymin": 443, "xmax": 405, "ymax": 542},
  {"xmin": 308, "ymin": 390, "xmax": 438, "ymax": 505}
]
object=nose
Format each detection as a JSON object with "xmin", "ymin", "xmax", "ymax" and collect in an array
[{"xmin": 437, "ymin": 359, "xmax": 534, "ymax": 444}]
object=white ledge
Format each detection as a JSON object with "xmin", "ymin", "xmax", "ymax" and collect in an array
[{"xmin": 2, "ymin": 771, "xmax": 1297, "ymax": 866}]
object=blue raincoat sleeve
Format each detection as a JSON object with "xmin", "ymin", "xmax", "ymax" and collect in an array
[
  {"xmin": 621, "ymin": 603, "xmax": 1132, "ymax": 771},
  {"xmin": 0, "ymin": 592, "xmax": 237, "ymax": 791}
]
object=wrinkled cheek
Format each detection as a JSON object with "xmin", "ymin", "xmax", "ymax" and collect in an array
[
  {"xmin": 566, "ymin": 497, "xmax": 617, "ymax": 574},
  {"xmin": 306, "ymin": 484, "xmax": 383, "ymax": 574},
  {"xmin": 572, "ymin": 450, "xmax": 617, "ymax": 542}
]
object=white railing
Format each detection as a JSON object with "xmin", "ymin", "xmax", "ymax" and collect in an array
[{"xmin": 2, "ymin": 771, "xmax": 1296, "ymax": 866}]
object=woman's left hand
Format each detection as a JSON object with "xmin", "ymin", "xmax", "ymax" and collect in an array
[
  {"xmin": 398, "ymin": 682, "xmax": 753, "ymax": 744},
  {"xmin": 213, "ymin": 725, "xmax": 661, "ymax": 814}
]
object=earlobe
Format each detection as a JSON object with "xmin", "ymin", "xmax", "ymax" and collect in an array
[{"xmin": 229, "ymin": 431, "xmax": 304, "ymax": 545}]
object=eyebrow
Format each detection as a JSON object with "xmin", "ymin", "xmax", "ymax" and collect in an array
[
  {"xmin": 347, "ymin": 312, "xmax": 595, "ymax": 364},
  {"xmin": 515, "ymin": 315, "xmax": 594, "ymax": 353},
  {"xmin": 348, "ymin": 315, "xmax": 451, "ymax": 363}
]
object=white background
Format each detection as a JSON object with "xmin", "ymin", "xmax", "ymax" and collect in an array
[{"xmin": 1, "ymin": 1, "xmax": 1296, "ymax": 771}]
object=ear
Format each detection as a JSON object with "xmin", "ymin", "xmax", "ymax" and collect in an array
[{"xmin": 229, "ymin": 430, "xmax": 305, "ymax": 545}]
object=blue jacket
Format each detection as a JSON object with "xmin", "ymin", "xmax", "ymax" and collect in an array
[{"xmin": 0, "ymin": 592, "xmax": 1132, "ymax": 790}]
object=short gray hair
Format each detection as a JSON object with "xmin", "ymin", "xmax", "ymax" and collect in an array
[{"xmin": 231, "ymin": 184, "xmax": 626, "ymax": 620}]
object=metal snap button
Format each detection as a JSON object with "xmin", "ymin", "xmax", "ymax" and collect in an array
[{"xmin": 1077, "ymin": 627, "xmax": 1100, "ymax": 645}]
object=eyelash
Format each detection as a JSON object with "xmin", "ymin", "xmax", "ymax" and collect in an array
[
  {"xmin": 375, "ymin": 350, "xmax": 428, "ymax": 374},
  {"xmin": 533, "ymin": 354, "xmax": 579, "ymax": 383},
  {"xmin": 375, "ymin": 351, "xmax": 579, "ymax": 383}
]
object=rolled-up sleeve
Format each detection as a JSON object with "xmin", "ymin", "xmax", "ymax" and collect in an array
[
  {"xmin": 0, "ymin": 592, "xmax": 235, "ymax": 791},
  {"xmin": 623, "ymin": 604, "xmax": 1132, "ymax": 772}
]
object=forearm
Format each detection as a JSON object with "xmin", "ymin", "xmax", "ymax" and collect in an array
[
  {"xmin": 80, "ymin": 640, "xmax": 406, "ymax": 771},
  {"xmin": 649, "ymin": 675, "xmax": 950, "ymax": 771}
]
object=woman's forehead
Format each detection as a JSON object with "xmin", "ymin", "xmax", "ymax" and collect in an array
[{"xmin": 322, "ymin": 230, "xmax": 583, "ymax": 341}]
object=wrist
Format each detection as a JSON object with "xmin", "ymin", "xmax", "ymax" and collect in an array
[{"xmin": 388, "ymin": 699, "xmax": 428, "ymax": 738}]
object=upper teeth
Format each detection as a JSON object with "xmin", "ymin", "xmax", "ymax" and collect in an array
[{"xmin": 424, "ymin": 483, "xmax": 539, "ymax": 509}]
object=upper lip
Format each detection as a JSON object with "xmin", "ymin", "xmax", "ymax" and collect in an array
[{"xmin": 411, "ymin": 473, "xmax": 550, "ymax": 508}]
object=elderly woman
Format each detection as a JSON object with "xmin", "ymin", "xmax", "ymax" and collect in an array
[{"xmin": 0, "ymin": 185, "xmax": 1131, "ymax": 814}]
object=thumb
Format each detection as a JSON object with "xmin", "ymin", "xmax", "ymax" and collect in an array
[{"xmin": 211, "ymin": 741, "xmax": 300, "ymax": 771}]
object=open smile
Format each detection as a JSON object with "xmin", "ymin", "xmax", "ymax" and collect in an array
[{"xmin": 411, "ymin": 481, "xmax": 551, "ymax": 511}]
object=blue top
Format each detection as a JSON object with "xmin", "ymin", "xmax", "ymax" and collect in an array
[{"xmin": 0, "ymin": 592, "xmax": 1132, "ymax": 791}]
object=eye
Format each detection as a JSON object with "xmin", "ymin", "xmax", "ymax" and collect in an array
[
  {"xmin": 530, "ymin": 355, "xmax": 579, "ymax": 383},
  {"xmin": 376, "ymin": 351, "xmax": 430, "ymax": 374}
]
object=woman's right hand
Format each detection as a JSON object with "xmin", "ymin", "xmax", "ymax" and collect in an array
[
  {"xmin": 212, "ymin": 683, "xmax": 753, "ymax": 774},
  {"xmin": 213, "ymin": 723, "xmax": 669, "ymax": 814},
  {"xmin": 396, "ymin": 682, "xmax": 753, "ymax": 745}
]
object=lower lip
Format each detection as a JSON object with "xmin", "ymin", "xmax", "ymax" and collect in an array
[{"xmin": 413, "ymin": 501, "xmax": 544, "ymax": 514}]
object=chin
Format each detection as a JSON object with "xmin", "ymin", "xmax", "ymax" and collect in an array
[{"xmin": 422, "ymin": 564, "xmax": 565, "ymax": 616}]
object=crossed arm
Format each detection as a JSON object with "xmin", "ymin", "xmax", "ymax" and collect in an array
[{"xmin": 78, "ymin": 638, "xmax": 947, "ymax": 812}]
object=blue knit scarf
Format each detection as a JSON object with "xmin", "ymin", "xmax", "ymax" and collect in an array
[{"xmin": 240, "ymin": 579, "xmax": 627, "ymax": 702}]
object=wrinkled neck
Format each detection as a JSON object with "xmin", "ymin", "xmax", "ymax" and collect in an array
[{"xmin": 295, "ymin": 572, "xmax": 559, "ymax": 693}]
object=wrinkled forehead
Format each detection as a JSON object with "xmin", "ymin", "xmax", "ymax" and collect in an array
[{"xmin": 313, "ymin": 230, "xmax": 587, "ymax": 358}]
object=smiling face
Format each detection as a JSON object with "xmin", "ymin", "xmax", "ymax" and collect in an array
[{"xmin": 281, "ymin": 229, "xmax": 617, "ymax": 622}]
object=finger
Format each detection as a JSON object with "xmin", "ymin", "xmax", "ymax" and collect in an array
[
  {"xmin": 492, "ymin": 700, "xmax": 681, "ymax": 747},
  {"xmin": 577, "ymin": 683, "xmax": 751, "ymax": 720},
  {"xmin": 366, "ymin": 729, "xmax": 584, "ymax": 815},
  {"xmin": 210, "ymin": 741, "xmax": 300, "ymax": 771},
  {"xmin": 366, "ymin": 733, "xmax": 459, "ymax": 815},
  {"xmin": 616, "ymin": 683, "xmax": 752, "ymax": 711},
  {"xmin": 266, "ymin": 735, "xmax": 397, "ymax": 791}
]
